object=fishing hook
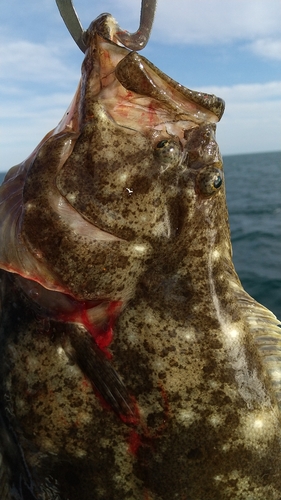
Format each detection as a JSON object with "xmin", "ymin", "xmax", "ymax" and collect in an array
[{"xmin": 55, "ymin": 0, "xmax": 157, "ymax": 52}]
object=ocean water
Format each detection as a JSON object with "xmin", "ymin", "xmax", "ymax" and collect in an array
[
  {"xmin": 0, "ymin": 151, "xmax": 280, "ymax": 319},
  {"xmin": 224, "ymin": 151, "xmax": 281, "ymax": 319}
]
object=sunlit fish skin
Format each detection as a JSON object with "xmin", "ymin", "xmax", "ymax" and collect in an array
[{"xmin": 1, "ymin": 13, "xmax": 281, "ymax": 500}]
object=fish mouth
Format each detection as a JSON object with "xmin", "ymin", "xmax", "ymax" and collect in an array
[
  {"xmin": 56, "ymin": 19, "xmax": 225, "ymax": 138},
  {"xmin": 115, "ymin": 50, "xmax": 225, "ymax": 122}
]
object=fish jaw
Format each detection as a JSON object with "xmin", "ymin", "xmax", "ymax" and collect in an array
[{"xmin": 78, "ymin": 15, "xmax": 224, "ymax": 132}]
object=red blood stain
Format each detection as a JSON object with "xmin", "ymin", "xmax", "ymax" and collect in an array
[
  {"xmin": 144, "ymin": 490, "xmax": 151, "ymax": 500},
  {"xmin": 126, "ymin": 382, "xmax": 170, "ymax": 456},
  {"xmin": 101, "ymin": 48, "xmax": 111, "ymax": 61},
  {"xmin": 126, "ymin": 90, "xmax": 134, "ymax": 100},
  {"xmin": 128, "ymin": 430, "xmax": 141, "ymax": 455},
  {"xmin": 86, "ymin": 300, "xmax": 122, "ymax": 357},
  {"xmin": 81, "ymin": 378, "xmax": 91, "ymax": 389},
  {"xmin": 57, "ymin": 299, "xmax": 123, "ymax": 357},
  {"xmin": 120, "ymin": 396, "xmax": 140, "ymax": 427},
  {"xmin": 147, "ymin": 102, "xmax": 156, "ymax": 126}
]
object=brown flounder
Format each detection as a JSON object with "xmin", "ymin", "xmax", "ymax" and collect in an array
[{"xmin": 0, "ymin": 13, "xmax": 281, "ymax": 500}]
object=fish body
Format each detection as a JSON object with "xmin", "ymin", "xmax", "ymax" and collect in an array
[{"xmin": 1, "ymin": 13, "xmax": 281, "ymax": 500}]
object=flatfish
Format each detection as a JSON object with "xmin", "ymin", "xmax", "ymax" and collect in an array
[{"xmin": 0, "ymin": 6, "xmax": 281, "ymax": 500}]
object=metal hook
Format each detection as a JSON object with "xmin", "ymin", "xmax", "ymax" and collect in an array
[
  {"xmin": 56, "ymin": 0, "xmax": 87, "ymax": 52},
  {"xmin": 56, "ymin": 0, "xmax": 157, "ymax": 53},
  {"xmin": 116, "ymin": 0, "xmax": 157, "ymax": 50}
]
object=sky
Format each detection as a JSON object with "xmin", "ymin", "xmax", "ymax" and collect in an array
[{"xmin": 0, "ymin": 0, "xmax": 281, "ymax": 172}]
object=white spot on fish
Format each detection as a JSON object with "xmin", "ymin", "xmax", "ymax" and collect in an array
[
  {"xmin": 65, "ymin": 192, "xmax": 78, "ymax": 203},
  {"xmin": 140, "ymin": 215, "xmax": 148, "ymax": 222},
  {"xmin": 176, "ymin": 409, "xmax": 196, "ymax": 426},
  {"xmin": 56, "ymin": 346, "xmax": 68, "ymax": 362},
  {"xmin": 270, "ymin": 369, "xmax": 281, "ymax": 382},
  {"xmin": 208, "ymin": 414, "xmax": 223, "ymax": 427},
  {"xmin": 127, "ymin": 331, "xmax": 138, "ymax": 344},
  {"xmin": 184, "ymin": 327, "xmax": 196, "ymax": 341},
  {"xmin": 75, "ymin": 448, "xmax": 87, "ymax": 458},
  {"xmin": 104, "ymin": 149, "xmax": 115, "ymax": 160},
  {"xmin": 214, "ymin": 475, "xmax": 223, "ymax": 482},
  {"xmin": 212, "ymin": 249, "xmax": 220, "ymax": 260},
  {"xmin": 119, "ymin": 173, "xmax": 128, "ymax": 182},
  {"xmin": 222, "ymin": 443, "xmax": 231, "ymax": 452},
  {"xmin": 228, "ymin": 327, "xmax": 240, "ymax": 339},
  {"xmin": 253, "ymin": 418, "xmax": 263, "ymax": 429},
  {"xmin": 133, "ymin": 244, "xmax": 147, "ymax": 253},
  {"xmin": 145, "ymin": 309, "xmax": 156, "ymax": 324},
  {"xmin": 153, "ymin": 358, "xmax": 165, "ymax": 372},
  {"xmin": 240, "ymin": 410, "xmax": 278, "ymax": 451},
  {"xmin": 208, "ymin": 379, "xmax": 220, "ymax": 389}
]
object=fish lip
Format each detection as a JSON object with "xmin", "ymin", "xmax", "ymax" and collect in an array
[{"xmin": 115, "ymin": 51, "xmax": 225, "ymax": 122}]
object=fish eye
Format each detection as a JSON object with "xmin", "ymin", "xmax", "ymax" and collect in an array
[
  {"xmin": 197, "ymin": 166, "xmax": 224, "ymax": 196},
  {"xmin": 154, "ymin": 139, "xmax": 182, "ymax": 170},
  {"xmin": 213, "ymin": 174, "xmax": 223, "ymax": 189},
  {"xmin": 156, "ymin": 140, "xmax": 169, "ymax": 149}
]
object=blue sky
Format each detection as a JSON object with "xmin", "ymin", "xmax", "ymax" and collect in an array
[{"xmin": 0, "ymin": 0, "xmax": 280, "ymax": 172}]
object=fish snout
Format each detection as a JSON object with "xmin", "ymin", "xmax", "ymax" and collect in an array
[{"xmin": 183, "ymin": 123, "xmax": 222, "ymax": 170}]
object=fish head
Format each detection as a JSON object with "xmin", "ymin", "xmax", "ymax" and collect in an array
[
  {"xmin": 54, "ymin": 14, "xmax": 226, "ymax": 244},
  {"xmin": 0, "ymin": 14, "xmax": 226, "ymax": 305}
]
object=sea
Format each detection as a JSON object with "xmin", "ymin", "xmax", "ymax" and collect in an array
[
  {"xmin": 0, "ymin": 150, "xmax": 280, "ymax": 319},
  {"xmin": 224, "ymin": 151, "xmax": 281, "ymax": 320}
]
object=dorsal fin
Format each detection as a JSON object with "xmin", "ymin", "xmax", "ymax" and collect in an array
[{"xmin": 236, "ymin": 289, "xmax": 281, "ymax": 408}]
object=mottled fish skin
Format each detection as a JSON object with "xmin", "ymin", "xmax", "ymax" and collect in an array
[{"xmin": 1, "ymin": 14, "xmax": 281, "ymax": 500}]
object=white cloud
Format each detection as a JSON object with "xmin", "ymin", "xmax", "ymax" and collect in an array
[
  {"xmin": 15, "ymin": 0, "xmax": 280, "ymax": 49},
  {"xmin": 207, "ymin": 82, "xmax": 281, "ymax": 155},
  {"xmin": 0, "ymin": 90, "xmax": 74, "ymax": 121},
  {"xmin": 248, "ymin": 38, "xmax": 281, "ymax": 61},
  {"xmin": 151, "ymin": 0, "xmax": 281, "ymax": 49},
  {"xmin": 0, "ymin": 1, "xmax": 280, "ymax": 172},
  {"xmin": 201, "ymin": 81, "xmax": 281, "ymax": 103},
  {"xmin": 218, "ymin": 99, "xmax": 281, "ymax": 155},
  {"xmin": 0, "ymin": 87, "xmax": 77, "ymax": 168},
  {"xmin": 0, "ymin": 37, "xmax": 81, "ymax": 172},
  {"xmin": 0, "ymin": 39, "xmax": 80, "ymax": 85}
]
